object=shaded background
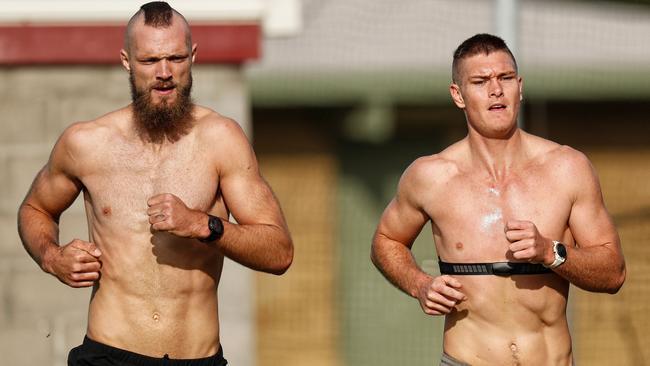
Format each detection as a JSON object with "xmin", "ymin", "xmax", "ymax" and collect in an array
[
  {"xmin": 250, "ymin": 1, "xmax": 650, "ymax": 365},
  {"xmin": 1, "ymin": 0, "xmax": 649, "ymax": 365}
]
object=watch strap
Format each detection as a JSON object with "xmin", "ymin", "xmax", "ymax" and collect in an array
[{"xmin": 199, "ymin": 215, "xmax": 224, "ymax": 243}]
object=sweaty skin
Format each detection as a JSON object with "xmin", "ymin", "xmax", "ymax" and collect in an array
[
  {"xmin": 371, "ymin": 51, "xmax": 625, "ymax": 365},
  {"xmin": 18, "ymin": 13, "xmax": 292, "ymax": 359}
]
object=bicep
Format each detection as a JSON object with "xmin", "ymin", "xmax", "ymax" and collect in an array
[
  {"xmin": 22, "ymin": 137, "xmax": 83, "ymax": 220},
  {"xmin": 220, "ymin": 167, "xmax": 285, "ymax": 226},
  {"xmin": 567, "ymin": 157, "xmax": 619, "ymax": 250},
  {"xmin": 375, "ymin": 160, "xmax": 435, "ymax": 249},
  {"xmin": 375, "ymin": 193, "xmax": 429, "ymax": 249},
  {"xmin": 216, "ymin": 127, "xmax": 285, "ymax": 227}
]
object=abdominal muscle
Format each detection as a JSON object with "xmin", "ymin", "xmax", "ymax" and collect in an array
[
  {"xmin": 443, "ymin": 274, "xmax": 573, "ymax": 366},
  {"xmin": 86, "ymin": 229, "xmax": 224, "ymax": 358}
]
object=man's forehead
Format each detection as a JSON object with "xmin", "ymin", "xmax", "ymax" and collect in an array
[
  {"xmin": 460, "ymin": 51, "xmax": 517, "ymax": 77},
  {"xmin": 130, "ymin": 24, "xmax": 188, "ymax": 52}
]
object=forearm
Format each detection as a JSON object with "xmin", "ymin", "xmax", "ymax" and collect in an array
[
  {"xmin": 17, "ymin": 203, "xmax": 61, "ymax": 273},
  {"xmin": 371, "ymin": 234, "xmax": 431, "ymax": 298},
  {"xmin": 554, "ymin": 243, "xmax": 625, "ymax": 293},
  {"xmin": 214, "ymin": 220, "xmax": 293, "ymax": 275}
]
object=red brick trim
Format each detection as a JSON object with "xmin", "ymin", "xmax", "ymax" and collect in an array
[{"xmin": 0, "ymin": 24, "xmax": 260, "ymax": 65}]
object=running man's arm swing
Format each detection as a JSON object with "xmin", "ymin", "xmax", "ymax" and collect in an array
[
  {"xmin": 371, "ymin": 160, "xmax": 466, "ymax": 315},
  {"xmin": 547, "ymin": 150, "xmax": 624, "ymax": 292},
  {"xmin": 506, "ymin": 149, "xmax": 625, "ymax": 293},
  {"xmin": 146, "ymin": 119, "xmax": 293, "ymax": 275},
  {"xmin": 18, "ymin": 125, "xmax": 102, "ymax": 288}
]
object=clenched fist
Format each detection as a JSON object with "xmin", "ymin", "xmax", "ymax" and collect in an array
[
  {"xmin": 505, "ymin": 220, "xmax": 553, "ymax": 265},
  {"xmin": 147, "ymin": 193, "xmax": 207, "ymax": 239},
  {"xmin": 44, "ymin": 239, "xmax": 102, "ymax": 288},
  {"xmin": 415, "ymin": 275, "xmax": 467, "ymax": 315}
]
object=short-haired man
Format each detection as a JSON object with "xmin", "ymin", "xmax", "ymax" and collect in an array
[
  {"xmin": 371, "ymin": 33, "xmax": 625, "ymax": 365},
  {"xmin": 18, "ymin": 2, "xmax": 293, "ymax": 365}
]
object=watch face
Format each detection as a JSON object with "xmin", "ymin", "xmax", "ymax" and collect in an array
[
  {"xmin": 557, "ymin": 243, "xmax": 567, "ymax": 258},
  {"xmin": 210, "ymin": 215, "xmax": 224, "ymax": 237}
]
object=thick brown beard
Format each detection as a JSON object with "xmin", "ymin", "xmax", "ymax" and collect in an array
[{"xmin": 130, "ymin": 72, "xmax": 195, "ymax": 144}]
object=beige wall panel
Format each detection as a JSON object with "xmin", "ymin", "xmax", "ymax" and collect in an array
[
  {"xmin": 574, "ymin": 149, "xmax": 650, "ymax": 365},
  {"xmin": 256, "ymin": 153, "xmax": 340, "ymax": 366}
]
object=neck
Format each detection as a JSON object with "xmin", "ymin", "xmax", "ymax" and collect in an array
[{"xmin": 466, "ymin": 126, "xmax": 527, "ymax": 182}]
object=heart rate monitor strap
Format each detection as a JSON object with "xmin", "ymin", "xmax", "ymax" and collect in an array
[{"xmin": 438, "ymin": 260, "xmax": 552, "ymax": 275}]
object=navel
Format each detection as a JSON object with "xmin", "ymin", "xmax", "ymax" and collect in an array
[
  {"xmin": 510, "ymin": 342, "xmax": 520, "ymax": 366},
  {"xmin": 455, "ymin": 242, "xmax": 464, "ymax": 250},
  {"xmin": 152, "ymin": 312, "xmax": 161, "ymax": 322}
]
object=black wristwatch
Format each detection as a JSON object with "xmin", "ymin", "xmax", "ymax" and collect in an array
[{"xmin": 199, "ymin": 215, "xmax": 224, "ymax": 243}]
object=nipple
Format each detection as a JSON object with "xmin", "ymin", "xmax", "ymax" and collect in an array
[{"xmin": 102, "ymin": 206, "xmax": 112, "ymax": 216}]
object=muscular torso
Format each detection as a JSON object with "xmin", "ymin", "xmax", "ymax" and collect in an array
[
  {"xmin": 423, "ymin": 136, "xmax": 574, "ymax": 365},
  {"xmin": 77, "ymin": 107, "xmax": 226, "ymax": 357}
]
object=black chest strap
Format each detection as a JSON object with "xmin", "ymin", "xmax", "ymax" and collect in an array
[{"xmin": 438, "ymin": 259, "xmax": 552, "ymax": 276}]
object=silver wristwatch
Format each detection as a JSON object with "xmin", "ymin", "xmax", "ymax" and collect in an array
[{"xmin": 544, "ymin": 240, "xmax": 567, "ymax": 269}]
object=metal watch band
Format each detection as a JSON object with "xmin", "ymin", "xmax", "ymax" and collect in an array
[{"xmin": 544, "ymin": 241, "xmax": 566, "ymax": 269}]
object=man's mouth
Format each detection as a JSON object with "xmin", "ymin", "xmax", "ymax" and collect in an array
[
  {"xmin": 488, "ymin": 103, "xmax": 506, "ymax": 111},
  {"xmin": 152, "ymin": 84, "xmax": 176, "ymax": 94}
]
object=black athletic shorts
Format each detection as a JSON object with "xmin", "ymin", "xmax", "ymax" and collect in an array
[{"xmin": 68, "ymin": 336, "xmax": 228, "ymax": 366}]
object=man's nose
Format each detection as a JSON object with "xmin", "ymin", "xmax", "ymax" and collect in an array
[
  {"xmin": 488, "ymin": 79, "xmax": 503, "ymax": 97},
  {"xmin": 156, "ymin": 60, "xmax": 172, "ymax": 80}
]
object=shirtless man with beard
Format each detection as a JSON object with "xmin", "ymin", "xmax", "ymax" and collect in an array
[
  {"xmin": 371, "ymin": 34, "xmax": 625, "ymax": 365},
  {"xmin": 18, "ymin": 2, "xmax": 293, "ymax": 365}
]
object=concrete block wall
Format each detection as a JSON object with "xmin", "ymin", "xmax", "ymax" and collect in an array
[{"xmin": 0, "ymin": 65, "xmax": 253, "ymax": 366}]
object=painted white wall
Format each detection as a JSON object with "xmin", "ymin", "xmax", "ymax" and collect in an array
[{"xmin": 0, "ymin": 0, "xmax": 303, "ymax": 37}]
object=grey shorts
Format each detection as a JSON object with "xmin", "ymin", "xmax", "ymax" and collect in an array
[{"xmin": 441, "ymin": 352, "xmax": 471, "ymax": 366}]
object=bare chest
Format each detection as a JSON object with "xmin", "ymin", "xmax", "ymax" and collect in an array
[
  {"xmin": 426, "ymin": 169, "xmax": 573, "ymax": 261},
  {"xmin": 81, "ymin": 141, "xmax": 218, "ymax": 228}
]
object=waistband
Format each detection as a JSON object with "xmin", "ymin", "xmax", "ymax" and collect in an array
[
  {"xmin": 441, "ymin": 351, "xmax": 471, "ymax": 366},
  {"xmin": 439, "ymin": 259, "xmax": 552, "ymax": 275},
  {"xmin": 82, "ymin": 336, "xmax": 225, "ymax": 366}
]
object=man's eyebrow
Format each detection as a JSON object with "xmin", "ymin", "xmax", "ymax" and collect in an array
[
  {"xmin": 469, "ymin": 70, "xmax": 517, "ymax": 79},
  {"xmin": 469, "ymin": 74, "xmax": 491, "ymax": 80},
  {"xmin": 499, "ymin": 70, "xmax": 517, "ymax": 76},
  {"xmin": 137, "ymin": 53, "xmax": 189, "ymax": 61}
]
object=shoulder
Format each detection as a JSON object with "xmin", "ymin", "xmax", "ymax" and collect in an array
[
  {"xmin": 61, "ymin": 108, "xmax": 129, "ymax": 147},
  {"xmin": 530, "ymin": 136, "xmax": 594, "ymax": 175},
  {"xmin": 403, "ymin": 139, "xmax": 466, "ymax": 185},
  {"xmin": 52, "ymin": 109, "xmax": 126, "ymax": 173},
  {"xmin": 522, "ymin": 132, "xmax": 590, "ymax": 171},
  {"xmin": 193, "ymin": 107, "xmax": 250, "ymax": 149},
  {"xmin": 192, "ymin": 107, "xmax": 257, "ymax": 173},
  {"xmin": 194, "ymin": 107, "xmax": 247, "ymax": 137},
  {"xmin": 551, "ymin": 145, "xmax": 599, "ymax": 192},
  {"xmin": 526, "ymin": 134, "xmax": 598, "ymax": 193},
  {"xmin": 403, "ymin": 154, "xmax": 458, "ymax": 186},
  {"xmin": 398, "ymin": 146, "xmax": 463, "ymax": 204}
]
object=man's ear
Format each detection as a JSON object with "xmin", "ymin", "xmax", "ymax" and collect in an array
[
  {"xmin": 191, "ymin": 43, "xmax": 197, "ymax": 64},
  {"xmin": 518, "ymin": 76, "xmax": 523, "ymax": 101},
  {"xmin": 120, "ymin": 49, "xmax": 131, "ymax": 72},
  {"xmin": 450, "ymin": 83, "xmax": 466, "ymax": 109}
]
